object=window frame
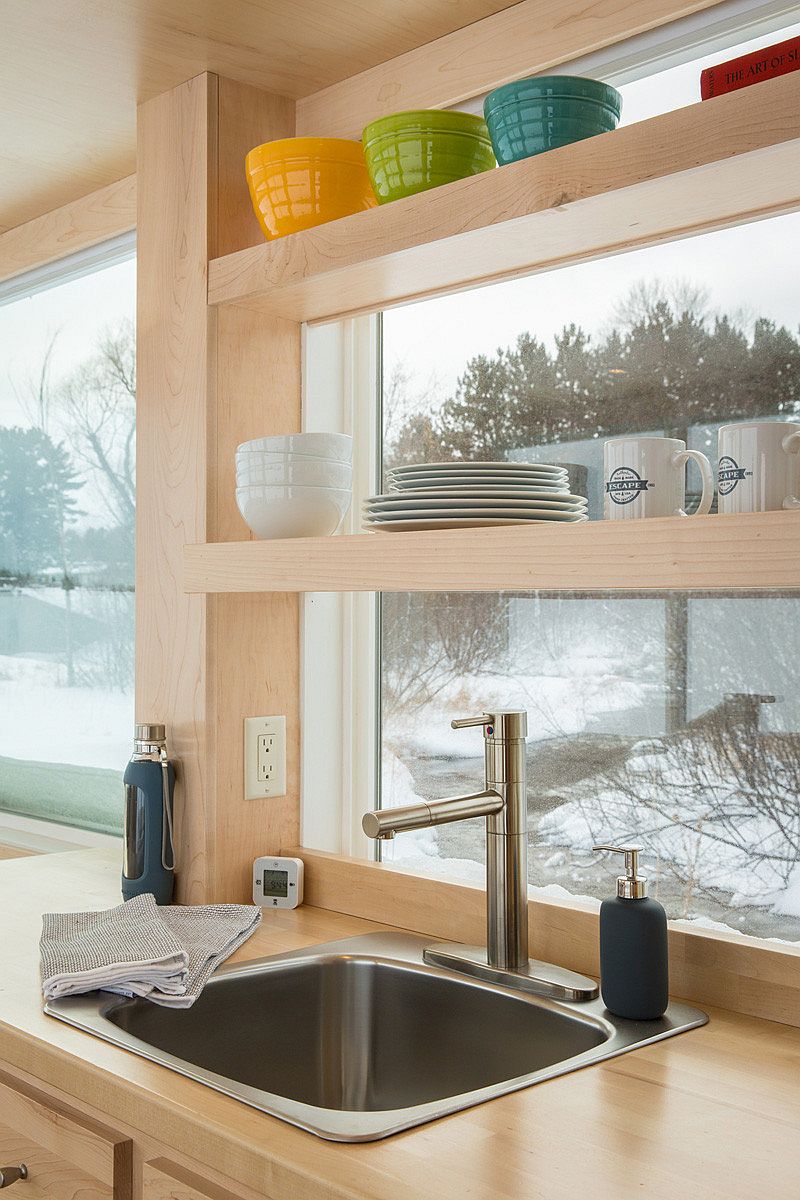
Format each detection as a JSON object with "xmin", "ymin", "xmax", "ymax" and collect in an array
[
  {"xmin": 0, "ymin": 230, "xmax": 136, "ymax": 309},
  {"xmin": 300, "ymin": 5, "xmax": 800, "ymax": 926},
  {"xmin": 301, "ymin": 317, "xmax": 381, "ymax": 859},
  {"xmin": 0, "ymin": 234, "xmax": 136, "ymax": 851},
  {"xmin": 448, "ymin": 0, "xmax": 800, "ymax": 117}
]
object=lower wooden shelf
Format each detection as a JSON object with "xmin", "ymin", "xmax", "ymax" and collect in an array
[{"xmin": 183, "ymin": 511, "xmax": 800, "ymax": 594}]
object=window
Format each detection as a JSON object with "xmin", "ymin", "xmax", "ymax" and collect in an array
[
  {"xmin": 592, "ymin": 14, "xmax": 800, "ymax": 126},
  {"xmin": 301, "ymin": 17, "xmax": 800, "ymax": 944},
  {"xmin": 456, "ymin": 9, "xmax": 800, "ymax": 125},
  {"xmin": 377, "ymin": 207, "xmax": 800, "ymax": 943},
  {"xmin": 0, "ymin": 244, "xmax": 136, "ymax": 838}
]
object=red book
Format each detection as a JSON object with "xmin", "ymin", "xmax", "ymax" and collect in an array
[{"xmin": 700, "ymin": 33, "xmax": 800, "ymax": 99}]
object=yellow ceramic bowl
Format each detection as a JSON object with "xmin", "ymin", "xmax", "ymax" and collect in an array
[{"xmin": 246, "ymin": 137, "xmax": 376, "ymax": 240}]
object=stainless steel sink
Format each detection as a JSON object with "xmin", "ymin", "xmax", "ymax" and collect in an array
[{"xmin": 45, "ymin": 931, "xmax": 707, "ymax": 1141}]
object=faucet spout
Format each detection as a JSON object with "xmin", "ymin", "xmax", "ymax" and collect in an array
[
  {"xmin": 362, "ymin": 790, "xmax": 502, "ymax": 840},
  {"xmin": 360, "ymin": 709, "xmax": 599, "ymax": 1001}
]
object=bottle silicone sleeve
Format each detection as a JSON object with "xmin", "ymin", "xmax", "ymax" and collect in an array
[
  {"xmin": 672, "ymin": 449, "xmax": 713, "ymax": 516},
  {"xmin": 122, "ymin": 759, "xmax": 175, "ymax": 905},
  {"xmin": 782, "ymin": 431, "xmax": 800, "ymax": 510}
]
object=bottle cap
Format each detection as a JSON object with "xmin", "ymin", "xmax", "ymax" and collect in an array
[
  {"xmin": 593, "ymin": 843, "xmax": 648, "ymax": 899},
  {"xmin": 134, "ymin": 723, "xmax": 167, "ymax": 747}
]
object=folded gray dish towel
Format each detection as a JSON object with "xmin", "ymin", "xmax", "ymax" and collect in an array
[{"xmin": 41, "ymin": 892, "xmax": 261, "ymax": 1009}]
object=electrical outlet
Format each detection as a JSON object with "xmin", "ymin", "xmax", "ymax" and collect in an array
[{"xmin": 244, "ymin": 716, "xmax": 286, "ymax": 799}]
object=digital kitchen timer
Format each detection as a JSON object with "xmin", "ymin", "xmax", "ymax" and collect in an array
[{"xmin": 252, "ymin": 856, "xmax": 304, "ymax": 909}]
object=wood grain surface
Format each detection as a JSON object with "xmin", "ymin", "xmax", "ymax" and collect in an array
[
  {"xmin": 0, "ymin": 849, "xmax": 798, "ymax": 1200},
  {"xmin": 294, "ymin": 847, "xmax": 800, "ymax": 1029},
  {"xmin": 136, "ymin": 73, "xmax": 302, "ymax": 902},
  {"xmin": 0, "ymin": 1067, "xmax": 131, "ymax": 1200},
  {"xmin": 297, "ymin": 0, "xmax": 728, "ymax": 137},
  {"xmin": 183, "ymin": 512, "xmax": 800, "ymax": 594},
  {"xmin": 0, "ymin": 175, "xmax": 135, "ymax": 284},
  {"xmin": 1, "ymin": 0, "xmax": 518, "ymax": 230},
  {"xmin": 216, "ymin": 72, "xmax": 800, "ymax": 322}
]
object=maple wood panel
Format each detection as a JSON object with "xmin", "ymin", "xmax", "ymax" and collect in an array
[
  {"xmin": 213, "ymin": 72, "xmax": 800, "ymax": 322},
  {"xmin": 136, "ymin": 75, "xmax": 214, "ymax": 903},
  {"xmin": 0, "ymin": 175, "xmax": 135, "ymax": 284},
  {"xmin": 144, "ymin": 1160, "xmax": 268, "ymax": 1200},
  {"xmin": 0, "ymin": 1069, "xmax": 131, "ymax": 1200},
  {"xmin": 1, "ymin": 849, "xmax": 799, "ymax": 1200},
  {"xmin": 0, "ymin": 844, "xmax": 35, "ymax": 861},
  {"xmin": 183, "ymin": 512, "xmax": 800, "ymax": 595},
  {"xmin": 1, "ymin": 0, "xmax": 520, "ymax": 231},
  {"xmin": 295, "ymin": 848, "xmax": 800, "ymax": 1029},
  {"xmin": 136, "ymin": 73, "xmax": 301, "ymax": 902},
  {"xmin": 297, "ymin": 0, "xmax": 727, "ymax": 137}
]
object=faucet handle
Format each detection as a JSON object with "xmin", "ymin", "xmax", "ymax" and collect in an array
[
  {"xmin": 451, "ymin": 715, "xmax": 492, "ymax": 729},
  {"xmin": 452, "ymin": 711, "xmax": 528, "ymax": 739}
]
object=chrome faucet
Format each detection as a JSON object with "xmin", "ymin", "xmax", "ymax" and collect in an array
[{"xmin": 362, "ymin": 711, "xmax": 598, "ymax": 1002}]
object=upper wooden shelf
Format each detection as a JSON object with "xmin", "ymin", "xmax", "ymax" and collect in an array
[
  {"xmin": 184, "ymin": 512, "xmax": 800, "ymax": 594},
  {"xmin": 209, "ymin": 72, "xmax": 800, "ymax": 323}
]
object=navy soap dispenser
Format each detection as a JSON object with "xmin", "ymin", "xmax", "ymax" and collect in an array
[
  {"xmin": 122, "ymin": 724, "xmax": 176, "ymax": 905},
  {"xmin": 594, "ymin": 843, "xmax": 668, "ymax": 1020}
]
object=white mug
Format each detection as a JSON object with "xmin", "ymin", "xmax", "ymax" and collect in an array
[
  {"xmin": 604, "ymin": 436, "xmax": 714, "ymax": 520},
  {"xmin": 717, "ymin": 421, "xmax": 800, "ymax": 513}
]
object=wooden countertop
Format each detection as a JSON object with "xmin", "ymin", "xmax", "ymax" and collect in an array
[{"xmin": 1, "ymin": 848, "xmax": 798, "ymax": 1200}]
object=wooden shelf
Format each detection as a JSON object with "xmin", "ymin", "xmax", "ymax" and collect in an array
[
  {"xmin": 184, "ymin": 512, "xmax": 800, "ymax": 594},
  {"xmin": 209, "ymin": 72, "xmax": 800, "ymax": 323}
]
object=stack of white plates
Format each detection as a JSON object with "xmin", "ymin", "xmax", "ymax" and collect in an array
[{"xmin": 364, "ymin": 461, "xmax": 588, "ymax": 531}]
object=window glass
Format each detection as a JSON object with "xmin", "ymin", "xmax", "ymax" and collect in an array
[
  {"xmin": 380, "ymin": 213, "xmax": 800, "ymax": 942},
  {"xmin": 0, "ymin": 255, "xmax": 136, "ymax": 835},
  {"xmin": 616, "ymin": 19, "xmax": 800, "ymax": 126}
]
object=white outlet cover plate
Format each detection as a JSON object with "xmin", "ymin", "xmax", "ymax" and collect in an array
[{"xmin": 244, "ymin": 715, "xmax": 286, "ymax": 799}]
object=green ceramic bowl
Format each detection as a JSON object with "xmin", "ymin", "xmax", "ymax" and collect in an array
[
  {"xmin": 362, "ymin": 110, "xmax": 496, "ymax": 204},
  {"xmin": 484, "ymin": 76, "xmax": 621, "ymax": 165}
]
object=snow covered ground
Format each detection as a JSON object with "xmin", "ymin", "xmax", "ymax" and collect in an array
[
  {"xmin": 379, "ymin": 751, "xmax": 597, "ymax": 905},
  {"xmin": 0, "ymin": 654, "xmax": 132, "ymax": 770},
  {"xmin": 383, "ymin": 735, "xmax": 800, "ymax": 939},
  {"xmin": 538, "ymin": 739, "xmax": 800, "ymax": 919},
  {"xmin": 381, "ymin": 645, "xmax": 800, "ymax": 939}
]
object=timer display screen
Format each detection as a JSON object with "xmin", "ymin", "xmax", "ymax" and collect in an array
[{"xmin": 262, "ymin": 868, "xmax": 289, "ymax": 898}]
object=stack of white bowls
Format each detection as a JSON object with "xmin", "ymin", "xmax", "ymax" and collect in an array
[{"xmin": 236, "ymin": 434, "xmax": 353, "ymax": 539}]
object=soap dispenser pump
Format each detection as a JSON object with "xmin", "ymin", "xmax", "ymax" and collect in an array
[{"xmin": 594, "ymin": 843, "xmax": 668, "ymax": 1020}]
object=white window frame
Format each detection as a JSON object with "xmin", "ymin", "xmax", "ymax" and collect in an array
[
  {"xmin": 0, "ymin": 231, "xmax": 136, "ymax": 309},
  {"xmin": 301, "ymin": 1, "xmax": 800, "ymax": 859},
  {"xmin": 454, "ymin": 0, "xmax": 800, "ymax": 116},
  {"xmin": 0, "ymin": 236, "xmax": 136, "ymax": 852},
  {"xmin": 301, "ymin": 317, "xmax": 381, "ymax": 857},
  {"xmin": 0, "ymin": 812, "xmax": 121, "ymax": 854}
]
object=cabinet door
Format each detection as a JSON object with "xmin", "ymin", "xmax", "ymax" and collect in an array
[
  {"xmin": 0, "ymin": 1069, "xmax": 131, "ymax": 1200},
  {"xmin": 143, "ymin": 1160, "xmax": 266, "ymax": 1200}
]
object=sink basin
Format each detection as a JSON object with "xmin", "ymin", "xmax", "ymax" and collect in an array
[{"xmin": 45, "ymin": 931, "xmax": 707, "ymax": 1141}]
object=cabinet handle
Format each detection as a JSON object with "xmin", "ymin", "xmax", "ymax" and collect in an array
[{"xmin": 0, "ymin": 1166, "xmax": 28, "ymax": 1188}]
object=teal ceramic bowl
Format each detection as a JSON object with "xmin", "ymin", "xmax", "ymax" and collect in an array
[
  {"xmin": 484, "ymin": 76, "xmax": 621, "ymax": 165},
  {"xmin": 362, "ymin": 110, "xmax": 496, "ymax": 204}
]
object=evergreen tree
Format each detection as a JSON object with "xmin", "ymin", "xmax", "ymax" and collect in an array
[
  {"xmin": 0, "ymin": 427, "xmax": 82, "ymax": 576},
  {"xmin": 386, "ymin": 286, "xmax": 800, "ymax": 462}
]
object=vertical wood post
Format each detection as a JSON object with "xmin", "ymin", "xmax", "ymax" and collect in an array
[{"xmin": 136, "ymin": 73, "xmax": 301, "ymax": 901}]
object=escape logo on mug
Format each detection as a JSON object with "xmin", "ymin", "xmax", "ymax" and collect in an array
[
  {"xmin": 603, "ymin": 436, "xmax": 713, "ymax": 520},
  {"xmin": 605, "ymin": 467, "xmax": 652, "ymax": 504},
  {"xmin": 717, "ymin": 456, "xmax": 751, "ymax": 496},
  {"xmin": 717, "ymin": 421, "xmax": 800, "ymax": 513}
]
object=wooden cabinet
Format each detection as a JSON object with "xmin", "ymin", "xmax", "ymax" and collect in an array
[
  {"xmin": 143, "ymin": 1160, "xmax": 262, "ymax": 1200},
  {"xmin": 0, "ymin": 1070, "xmax": 131, "ymax": 1200}
]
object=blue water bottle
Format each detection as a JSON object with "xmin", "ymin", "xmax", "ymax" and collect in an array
[{"xmin": 122, "ymin": 724, "xmax": 176, "ymax": 905}]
